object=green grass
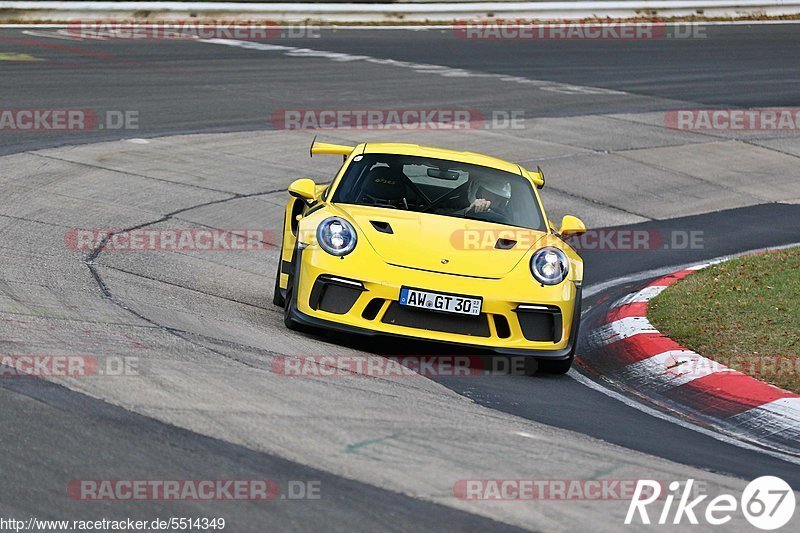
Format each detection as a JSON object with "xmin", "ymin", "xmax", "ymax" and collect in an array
[{"xmin": 648, "ymin": 247, "xmax": 800, "ymax": 393}]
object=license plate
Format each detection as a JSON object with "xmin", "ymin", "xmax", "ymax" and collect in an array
[{"xmin": 399, "ymin": 287, "xmax": 482, "ymax": 316}]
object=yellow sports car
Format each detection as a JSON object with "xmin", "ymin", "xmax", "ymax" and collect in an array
[{"xmin": 274, "ymin": 140, "xmax": 587, "ymax": 373}]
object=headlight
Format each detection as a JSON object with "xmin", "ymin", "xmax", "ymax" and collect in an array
[
  {"xmin": 530, "ymin": 247, "xmax": 569, "ymax": 285},
  {"xmin": 317, "ymin": 217, "xmax": 357, "ymax": 256}
]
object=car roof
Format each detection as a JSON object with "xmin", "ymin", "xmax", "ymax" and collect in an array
[{"xmin": 360, "ymin": 142, "xmax": 524, "ymax": 177}]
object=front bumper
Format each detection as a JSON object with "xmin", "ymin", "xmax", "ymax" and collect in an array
[{"xmin": 286, "ymin": 245, "xmax": 581, "ymax": 359}]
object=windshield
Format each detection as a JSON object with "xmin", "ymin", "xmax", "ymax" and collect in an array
[{"xmin": 332, "ymin": 154, "xmax": 544, "ymax": 230}]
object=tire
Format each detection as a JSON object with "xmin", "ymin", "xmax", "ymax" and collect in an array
[
  {"xmin": 272, "ymin": 259, "xmax": 285, "ymax": 307},
  {"xmin": 536, "ymin": 355, "xmax": 574, "ymax": 375},
  {"xmin": 283, "ymin": 275, "xmax": 299, "ymax": 330},
  {"xmin": 283, "ymin": 272, "xmax": 313, "ymax": 333},
  {"xmin": 523, "ymin": 358, "xmax": 540, "ymax": 377}
]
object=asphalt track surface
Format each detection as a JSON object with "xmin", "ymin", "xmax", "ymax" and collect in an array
[
  {"xmin": 2, "ymin": 23, "xmax": 800, "ymax": 154},
  {"xmin": 1, "ymin": 23, "xmax": 800, "ymax": 531}
]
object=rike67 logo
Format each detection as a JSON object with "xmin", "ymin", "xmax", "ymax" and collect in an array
[{"xmin": 626, "ymin": 477, "xmax": 795, "ymax": 530}]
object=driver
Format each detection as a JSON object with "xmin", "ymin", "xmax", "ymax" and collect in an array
[
  {"xmin": 466, "ymin": 179, "xmax": 512, "ymax": 216},
  {"xmin": 431, "ymin": 176, "xmax": 512, "ymax": 221}
]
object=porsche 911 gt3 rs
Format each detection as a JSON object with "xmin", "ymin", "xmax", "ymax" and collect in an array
[{"xmin": 274, "ymin": 140, "xmax": 586, "ymax": 373}]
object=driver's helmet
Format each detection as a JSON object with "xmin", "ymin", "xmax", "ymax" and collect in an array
[{"xmin": 468, "ymin": 177, "xmax": 512, "ymax": 210}]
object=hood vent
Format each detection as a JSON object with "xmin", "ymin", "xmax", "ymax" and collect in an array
[
  {"xmin": 495, "ymin": 238, "xmax": 517, "ymax": 250},
  {"xmin": 370, "ymin": 220, "xmax": 394, "ymax": 234}
]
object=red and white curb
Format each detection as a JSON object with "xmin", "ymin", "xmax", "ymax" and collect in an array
[{"xmin": 587, "ymin": 262, "xmax": 800, "ymax": 452}]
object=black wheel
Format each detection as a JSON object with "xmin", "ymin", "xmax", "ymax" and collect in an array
[
  {"xmin": 272, "ymin": 259, "xmax": 285, "ymax": 307},
  {"xmin": 283, "ymin": 275, "xmax": 299, "ymax": 330},
  {"xmin": 522, "ymin": 358, "xmax": 539, "ymax": 376},
  {"xmin": 536, "ymin": 355, "xmax": 574, "ymax": 375},
  {"xmin": 283, "ymin": 272, "xmax": 312, "ymax": 333}
]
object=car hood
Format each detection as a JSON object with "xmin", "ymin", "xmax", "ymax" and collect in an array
[{"xmin": 334, "ymin": 204, "xmax": 547, "ymax": 278}]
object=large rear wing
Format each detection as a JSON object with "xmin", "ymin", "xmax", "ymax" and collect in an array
[{"xmin": 310, "ymin": 136, "xmax": 355, "ymax": 159}]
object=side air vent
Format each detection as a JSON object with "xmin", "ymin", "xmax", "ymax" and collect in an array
[
  {"xmin": 370, "ymin": 221, "xmax": 393, "ymax": 234},
  {"xmin": 309, "ymin": 275, "xmax": 365, "ymax": 315},
  {"xmin": 361, "ymin": 298, "xmax": 385, "ymax": 320},
  {"xmin": 514, "ymin": 304, "xmax": 562, "ymax": 342},
  {"xmin": 493, "ymin": 315, "xmax": 512, "ymax": 338},
  {"xmin": 495, "ymin": 238, "xmax": 517, "ymax": 250}
]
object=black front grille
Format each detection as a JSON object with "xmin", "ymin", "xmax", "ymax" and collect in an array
[
  {"xmin": 381, "ymin": 303, "xmax": 490, "ymax": 337},
  {"xmin": 318, "ymin": 285, "xmax": 361, "ymax": 314},
  {"xmin": 309, "ymin": 276, "xmax": 364, "ymax": 315},
  {"xmin": 515, "ymin": 307, "xmax": 562, "ymax": 342}
]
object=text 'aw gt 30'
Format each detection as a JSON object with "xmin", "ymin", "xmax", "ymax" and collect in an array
[{"xmin": 275, "ymin": 140, "xmax": 587, "ymax": 374}]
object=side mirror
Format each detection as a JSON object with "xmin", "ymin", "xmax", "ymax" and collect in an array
[
  {"xmin": 288, "ymin": 178, "xmax": 317, "ymax": 202},
  {"xmin": 559, "ymin": 215, "xmax": 586, "ymax": 237}
]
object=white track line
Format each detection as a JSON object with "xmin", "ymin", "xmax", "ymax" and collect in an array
[
  {"xmin": 589, "ymin": 316, "xmax": 657, "ymax": 346},
  {"xmin": 198, "ymin": 37, "xmax": 626, "ymax": 95},
  {"xmin": 568, "ymin": 368, "xmax": 800, "ymax": 465},
  {"xmin": 20, "ymin": 29, "xmax": 79, "ymax": 40},
  {"xmin": 610, "ymin": 285, "xmax": 668, "ymax": 308},
  {"xmin": 573, "ymin": 241, "xmax": 800, "ymax": 464}
]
